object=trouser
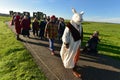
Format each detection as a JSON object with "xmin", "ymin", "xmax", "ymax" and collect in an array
[
  {"xmin": 39, "ymin": 30, "xmax": 44, "ymax": 37},
  {"xmin": 22, "ymin": 29, "xmax": 30, "ymax": 37},
  {"xmin": 33, "ymin": 29, "xmax": 38, "ymax": 36},
  {"xmin": 49, "ymin": 39, "xmax": 54, "ymax": 51}
]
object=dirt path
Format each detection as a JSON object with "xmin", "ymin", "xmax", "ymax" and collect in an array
[{"xmin": 7, "ymin": 22, "xmax": 120, "ymax": 80}]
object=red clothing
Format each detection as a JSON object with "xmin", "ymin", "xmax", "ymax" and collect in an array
[
  {"xmin": 32, "ymin": 21, "xmax": 39, "ymax": 30},
  {"xmin": 21, "ymin": 18, "xmax": 30, "ymax": 30},
  {"xmin": 14, "ymin": 15, "xmax": 21, "ymax": 34}
]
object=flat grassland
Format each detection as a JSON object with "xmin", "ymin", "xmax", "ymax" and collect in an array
[
  {"xmin": 0, "ymin": 16, "xmax": 120, "ymax": 79},
  {"xmin": 82, "ymin": 22, "xmax": 120, "ymax": 60},
  {"xmin": 0, "ymin": 16, "xmax": 47, "ymax": 80}
]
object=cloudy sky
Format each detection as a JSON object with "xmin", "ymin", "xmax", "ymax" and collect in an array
[{"xmin": 0, "ymin": 0, "xmax": 120, "ymax": 23}]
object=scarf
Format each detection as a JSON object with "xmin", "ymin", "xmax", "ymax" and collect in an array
[{"xmin": 67, "ymin": 22, "xmax": 81, "ymax": 41}]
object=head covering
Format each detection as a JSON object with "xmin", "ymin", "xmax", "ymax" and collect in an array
[
  {"xmin": 33, "ymin": 17, "xmax": 38, "ymax": 22},
  {"xmin": 93, "ymin": 31, "xmax": 99, "ymax": 37},
  {"xmin": 50, "ymin": 15, "xmax": 56, "ymax": 19}
]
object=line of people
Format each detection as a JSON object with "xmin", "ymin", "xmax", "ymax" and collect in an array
[
  {"xmin": 11, "ymin": 11, "xmax": 100, "ymax": 78},
  {"xmin": 11, "ymin": 13, "xmax": 31, "ymax": 39},
  {"xmin": 11, "ymin": 13, "xmax": 66, "ymax": 55}
]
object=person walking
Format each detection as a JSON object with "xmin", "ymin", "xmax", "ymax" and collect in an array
[
  {"xmin": 32, "ymin": 18, "xmax": 39, "ymax": 37},
  {"xmin": 21, "ymin": 16, "xmax": 31, "ymax": 38},
  {"xmin": 60, "ymin": 8, "xmax": 84, "ymax": 78},
  {"xmin": 39, "ymin": 18, "xmax": 47, "ymax": 39},
  {"xmin": 44, "ymin": 15, "xmax": 58, "ymax": 55},
  {"xmin": 14, "ymin": 13, "xmax": 21, "ymax": 40},
  {"xmin": 58, "ymin": 18, "xmax": 65, "ymax": 42}
]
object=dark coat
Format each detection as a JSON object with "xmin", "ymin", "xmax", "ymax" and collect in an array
[{"xmin": 32, "ymin": 21, "xmax": 39, "ymax": 30}]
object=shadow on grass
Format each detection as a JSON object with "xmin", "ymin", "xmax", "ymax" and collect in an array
[
  {"xmin": 82, "ymin": 32, "xmax": 120, "ymax": 60},
  {"xmin": 83, "ymin": 32, "xmax": 110, "ymax": 38},
  {"xmin": 98, "ymin": 43, "xmax": 120, "ymax": 60},
  {"xmin": 81, "ymin": 32, "xmax": 120, "ymax": 67},
  {"xmin": 83, "ymin": 32, "xmax": 92, "ymax": 35},
  {"xmin": 99, "ymin": 43, "xmax": 120, "ymax": 54}
]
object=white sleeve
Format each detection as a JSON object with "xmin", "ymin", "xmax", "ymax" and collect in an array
[{"xmin": 62, "ymin": 27, "xmax": 70, "ymax": 44}]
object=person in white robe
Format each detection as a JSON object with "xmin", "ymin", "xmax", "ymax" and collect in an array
[{"xmin": 60, "ymin": 8, "xmax": 84, "ymax": 78}]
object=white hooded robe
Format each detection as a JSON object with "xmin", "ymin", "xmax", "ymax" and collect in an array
[{"xmin": 60, "ymin": 21, "xmax": 82, "ymax": 68}]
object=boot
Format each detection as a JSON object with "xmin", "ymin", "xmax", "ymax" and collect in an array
[{"xmin": 16, "ymin": 34, "xmax": 20, "ymax": 40}]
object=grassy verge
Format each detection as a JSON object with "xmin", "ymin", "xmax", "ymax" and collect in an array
[
  {"xmin": 0, "ymin": 16, "xmax": 47, "ymax": 80},
  {"xmin": 82, "ymin": 22, "xmax": 120, "ymax": 60}
]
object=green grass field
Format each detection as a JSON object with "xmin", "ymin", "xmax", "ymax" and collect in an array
[
  {"xmin": 0, "ymin": 16, "xmax": 120, "ymax": 80},
  {"xmin": 0, "ymin": 16, "xmax": 47, "ymax": 80},
  {"xmin": 82, "ymin": 22, "xmax": 120, "ymax": 60}
]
